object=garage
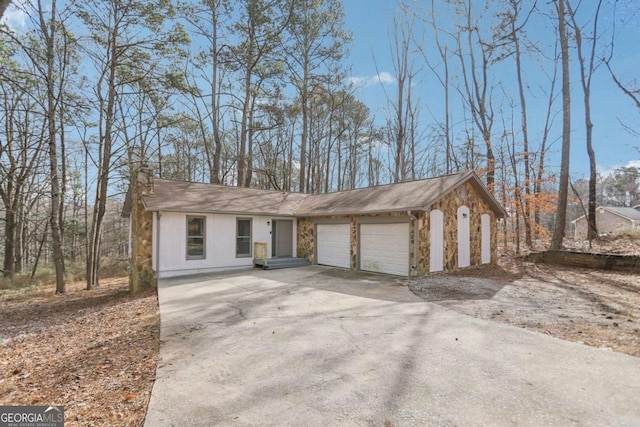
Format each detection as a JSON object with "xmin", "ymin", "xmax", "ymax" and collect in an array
[
  {"xmin": 316, "ymin": 223, "xmax": 351, "ymax": 268},
  {"xmin": 359, "ymin": 223, "xmax": 410, "ymax": 276}
]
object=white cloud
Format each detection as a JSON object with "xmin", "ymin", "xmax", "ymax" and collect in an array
[
  {"xmin": 597, "ymin": 159, "xmax": 640, "ymax": 177},
  {"xmin": 349, "ymin": 72, "xmax": 396, "ymax": 88},
  {"xmin": 376, "ymin": 72, "xmax": 395, "ymax": 84}
]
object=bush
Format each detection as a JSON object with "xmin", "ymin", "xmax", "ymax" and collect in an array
[{"xmin": 611, "ymin": 228, "xmax": 640, "ymax": 240}]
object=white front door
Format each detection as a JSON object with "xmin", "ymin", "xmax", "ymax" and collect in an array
[
  {"xmin": 316, "ymin": 223, "xmax": 351, "ymax": 268},
  {"xmin": 360, "ymin": 223, "xmax": 410, "ymax": 276}
]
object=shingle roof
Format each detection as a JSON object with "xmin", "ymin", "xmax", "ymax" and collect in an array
[
  {"xmin": 134, "ymin": 171, "xmax": 507, "ymax": 218},
  {"xmin": 572, "ymin": 206, "xmax": 640, "ymax": 223},
  {"xmin": 141, "ymin": 179, "xmax": 307, "ymax": 216},
  {"xmin": 602, "ymin": 207, "xmax": 640, "ymax": 221},
  {"xmin": 295, "ymin": 171, "xmax": 505, "ymax": 217}
]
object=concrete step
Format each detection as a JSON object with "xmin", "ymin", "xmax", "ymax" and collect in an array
[{"xmin": 253, "ymin": 257, "xmax": 311, "ymax": 270}]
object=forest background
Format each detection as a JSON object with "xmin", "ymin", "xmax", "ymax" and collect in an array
[{"xmin": 0, "ymin": 0, "xmax": 639, "ymax": 293}]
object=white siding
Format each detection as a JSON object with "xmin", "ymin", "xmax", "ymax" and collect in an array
[
  {"xmin": 430, "ymin": 210, "xmax": 444, "ymax": 272},
  {"xmin": 155, "ymin": 212, "xmax": 296, "ymax": 278},
  {"xmin": 316, "ymin": 223, "xmax": 351, "ymax": 268},
  {"xmin": 360, "ymin": 223, "xmax": 409, "ymax": 276}
]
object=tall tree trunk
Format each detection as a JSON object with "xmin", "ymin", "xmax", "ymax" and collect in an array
[
  {"xmin": 509, "ymin": 0, "xmax": 533, "ymax": 247},
  {"xmin": 299, "ymin": 75, "xmax": 308, "ymax": 193},
  {"xmin": 3, "ymin": 207, "xmax": 16, "ymax": 280},
  {"xmin": 41, "ymin": 0, "xmax": 65, "ymax": 293},
  {"xmin": 87, "ymin": 14, "xmax": 118, "ymax": 289},
  {"xmin": 567, "ymin": 0, "xmax": 602, "ymax": 241},
  {"xmin": 550, "ymin": 0, "xmax": 571, "ymax": 250}
]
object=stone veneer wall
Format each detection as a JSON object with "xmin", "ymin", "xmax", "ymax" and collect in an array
[
  {"xmin": 297, "ymin": 212, "xmax": 412, "ymax": 271},
  {"xmin": 297, "ymin": 217, "xmax": 315, "ymax": 261},
  {"xmin": 129, "ymin": 167, "xmax": 157, "ymax": 292},
  {"xmin": 296, "ymin": 183, "xmax": 499, "ymax": 276},
  {"xmin": 417, "ymin": 182, "xmax": 498, "ymax": 274}
]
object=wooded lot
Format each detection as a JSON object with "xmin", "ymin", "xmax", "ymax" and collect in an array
[{"xmin": 0, "ymin": 0, "xmax": 639, "ymax": 292}]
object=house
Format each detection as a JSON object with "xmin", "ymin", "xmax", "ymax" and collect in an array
[
  {"xmin": 123, "ymin": 168, "xmax": 507, "ymax": 285},
  {"xmin": 572, "ymin": 206, "xmax": 640, "ymax": 239}
]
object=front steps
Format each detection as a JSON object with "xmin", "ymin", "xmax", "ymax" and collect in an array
[{"xmin": 253, "ymin": 257, "xmax": 311, "ymax": 270}]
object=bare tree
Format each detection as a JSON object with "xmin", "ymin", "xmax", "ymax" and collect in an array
[
  {"xmin": 567, "ymin": 0, "xmax": 604, "ymax": 242},
  {"xmin": 453, "ymin": 0, "xmax": 496, "ymax": 189},
  {"xmin": 493, "ymin": 0, "xmax": 537, "ymax": 247},
  {"xmin": 180, "ymin": 0, "xmax": 230, "ymax": 184},
  {"xmin": 550, "ymin": 0, "xmax": 571, "ymax": 250},
  {"xmin": 77, "ymin": 0, "xmax": 186, "ymax": 288},
  {"xmin": 380, "ymin": 11, "xmax": 423, "ymax": 183},
  {"xmin": 0, "ymin": 68, "xmax": 47, "ymax": 281},
  {"xmin": 40, "ymin": 0, "xmax": 66, "ymax": 292},
  {"xmin": 409, "ymin": 0, "xmax": 459, "ymax": 175},
  {"xmin": 226, "ymin": 0, "xmax": 292, "ymax": 188},
  {"xmin": 285, "ymin": 0, "xmax": 350, "ymax": 193}
]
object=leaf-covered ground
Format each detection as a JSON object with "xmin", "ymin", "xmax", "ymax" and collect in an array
[
  {"xmin": 1, "ymin": 243, "xmax": 638, "ymax": 427},
  {"xmin": 0, "ymin": 278, "xmax": 159, "ymax": 427}
]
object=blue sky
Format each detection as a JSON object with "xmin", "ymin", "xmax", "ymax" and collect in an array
[
  {"xmin": 341, "ymin": 0, "xmax": 640, "ymax": 179},
  {"xmin": 3, "ymin": 0, "xmax": 638, "ymax": 181}
]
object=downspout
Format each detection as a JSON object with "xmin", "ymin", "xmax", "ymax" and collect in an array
[
  {"xmin": 155, "ymin": 212, "xmax": 161, "ymax": 278},
  {"xmin": 407, "ymin": 210, "xmax": 418, "ymax": 275}
]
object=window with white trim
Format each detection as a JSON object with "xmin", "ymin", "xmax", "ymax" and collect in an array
[
  {"xmin": 236, "ymin": 218, "xmax": 252, "ymax": 257},
  {"xmin": 186, "ymin": 216, "xmax": 205, "ymax": 259}
]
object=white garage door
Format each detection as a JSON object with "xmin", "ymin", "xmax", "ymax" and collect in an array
[
  {"xmin": 360, "ymin": 223, "xmax": 410, "ymax": 276},
  {"xmin": 316, "ymin": 223, "xmax": 351, "ymax": 268}
]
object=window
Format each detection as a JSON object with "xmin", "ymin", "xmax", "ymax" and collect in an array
[
  {"xmin": 186, "ymin": 216, "xmax": 205, "ymax": 259},
  {"xmin": 236, "ymin": 218, "xmax": 252, "ymax": 257}
]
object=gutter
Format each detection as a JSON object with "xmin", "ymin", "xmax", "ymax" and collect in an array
[{"xmin": 155, "ymin": 212, "xmax": 161, "ymax": 276}]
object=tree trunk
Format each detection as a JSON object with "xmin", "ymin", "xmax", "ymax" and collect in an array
[
  {"xmin": 3, "ymin": 207, "xmax": 16, "ymax": 280},
  {"xmin": 567, "ymin": 0, "xmax": 602, "ymax": 241},
  {"xmin": 299, "ymin": 77, "xmax": 308, "ymax": 193},
  {"xmin": 550, "ymin": 0, "xmax": 571, "ymax": 250},
  {"xmin": 87, "ymin": 14, "xmax": 119, "ymax": 289},
  {"xmin": 42, "ymin": 0, "xmax": 66, "ymax": 293},
  {"xmin": 0, "ymin": 0, "xmax": 11, "ymax": 19},
  {"xmin": 510, "ymin": 2, "xmax": 533, "ymax": 247}
]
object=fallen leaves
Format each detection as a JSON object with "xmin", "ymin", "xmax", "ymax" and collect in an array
[
  {"xmin": 412, "ymin": 259, "xmax": 640, "ymax": 357},
  {"xmin": 0, "ymin": 277, "xmax": 160, "ymax": 427}
]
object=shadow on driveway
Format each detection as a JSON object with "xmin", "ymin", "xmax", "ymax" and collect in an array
[{"xmin": 146, "ymin": 266, "xmax": 640, "ymax": 427}]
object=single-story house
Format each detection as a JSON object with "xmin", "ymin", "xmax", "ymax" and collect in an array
[
  {"xmin": 123, "ymin": 168, "xmax": 507, "ymax": 285},
  {"xmin": 572, "ymin": 206, "xmax": 640, "ymax": 239}
]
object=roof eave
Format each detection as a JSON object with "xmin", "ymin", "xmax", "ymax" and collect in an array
[
  {"xmin": 467, "ymin": 173, "xmax": 509, "ymax": 218},
  {"xmin": 142, "ymin": 206, "xmax": 297, "ymax": 217},
  {"xmin": 295, "ymin": 207, "xmax": 427, "ymax": 218},
  {"xmin": 603, "ymin": 207, "xmax": 638, "ymax": 222}
]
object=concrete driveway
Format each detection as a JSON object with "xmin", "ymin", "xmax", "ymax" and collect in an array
[{"xmin": 145, "ymin": 266, "xmax": 640, "ymax": 427}]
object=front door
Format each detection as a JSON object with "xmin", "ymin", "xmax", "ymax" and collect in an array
[{"xmin": 273, "ymin": 220, "xmax": 293, "ymax": 257}]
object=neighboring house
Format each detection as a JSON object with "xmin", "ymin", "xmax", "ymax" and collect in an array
[
  {"xmin": 572, "ymin": 206, "xmax": 640, "ymax": 239},
  {"xmin": 123, "ymin": 169, "xmax": 507, "ymax": 283}
]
